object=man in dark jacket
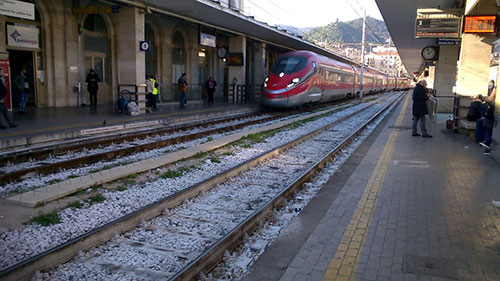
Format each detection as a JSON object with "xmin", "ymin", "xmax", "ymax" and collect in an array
[
  {"xmin": 85, "ymin": 69, "xmax": 100, "ymax": 107},
  {"xmin": 412, "ymin": 80, "xmax": 432, "ymax": 138}
]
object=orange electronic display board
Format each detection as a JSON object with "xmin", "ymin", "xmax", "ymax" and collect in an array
[{"xmin": 463, "ymin": 16, "xmax": 496, "ymax": 33}]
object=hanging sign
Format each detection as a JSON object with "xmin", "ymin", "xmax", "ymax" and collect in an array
[
  {"xmin": 73, "ymin": 5, "xmax": 119, "ymax": 15},
  {"xmin": 0, "ymin": 0, "xmax": 35, "ymax": 20},
  {"xmin": 463, "ymin": 15, "xmax": 496, "ymax": 33},
  {"xmin": 415, "ymin": 9, "xmax": 462, "ymax": 38},
  {"xmin": 436, "ymin": 38, "xmax": 461, "ymax": 45},
  {"xmin": 200, "ymin": 32, "xmax": 216, "ymax": 48},
  {"xmin": 7, "ymin": 24, "xmax": 39, "ymax": 49}
]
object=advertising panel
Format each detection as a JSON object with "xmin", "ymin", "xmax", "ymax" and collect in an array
[
  {"xmin": 7, "ymin": 24, "xmax": 39, "ymax": 49},
  {"xmin": 0, "ymin": 55, "xmax": 12, "ymax": 110}
]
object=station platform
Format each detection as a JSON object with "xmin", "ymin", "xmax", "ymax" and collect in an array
[
  {"xmin": 244, "ymin": 93, "xmax": 500, "ymax": 281},
  {"xmin": 0, "ymin": 99, "xmax": 261, "ymax": 151}
]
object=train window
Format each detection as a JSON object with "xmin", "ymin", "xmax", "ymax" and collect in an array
[{"xmin": 271, "ymin": 56, "xmax": 308, "ymax": 75}]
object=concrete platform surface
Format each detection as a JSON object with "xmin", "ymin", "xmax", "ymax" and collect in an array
[
  {"xmin": 243, "ymin": 93, "xmax": 500, "ymax": 281},
  {"xmin": 0, "ymin": 99, "xmax": 261, "ymax": 150}
]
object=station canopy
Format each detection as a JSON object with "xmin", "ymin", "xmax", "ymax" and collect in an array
[
  {"xmin": 375, "ymin": 0, "xmax": 458, "ymax": 74},
  {"xmin": 129, "ymin": 0, "xmax": 356, "ymax": 65}
]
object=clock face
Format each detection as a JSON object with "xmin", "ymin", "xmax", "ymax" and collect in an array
[
  {"xmin": 422, "ymin": 46, "xmax": 437, "ymax": 60},
  {"xmin": 217, "ymin": 48, "xmax": 227, "ymax": 59}
]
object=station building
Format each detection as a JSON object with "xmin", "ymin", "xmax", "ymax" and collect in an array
[{"xmin": 0, "ymin": 0, "xmax": 351, "ymax": 111}]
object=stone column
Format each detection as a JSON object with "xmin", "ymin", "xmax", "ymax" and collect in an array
[
  {"xmin": 456, "ymin": 33, "xmax": 493, "ymax": 97},
  {"xmin": 456, "ymin": 0, "xmax": 496, "ymax": 97},
  {"xmin": 253, "ymin": 42, "xmax": 266, "ymax": 85},
  {"xmin": 434, "ymin": 45, "xmax": 459, "ymax": 121},
  {"xmin": 228, "ymin": 36, "xmax": 246, "ymax": 102},
  {"xmin": 114, "ymin": 7, "xmax": 146, "ymax": 113}
]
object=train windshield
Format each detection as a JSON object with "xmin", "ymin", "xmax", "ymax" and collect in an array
[{"xmin": 271, "ymin": 56, "xmax": 308, "ymax": 75}]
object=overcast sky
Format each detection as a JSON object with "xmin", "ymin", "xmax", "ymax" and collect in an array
[{"xmin": 244, "ymin": 0, "xmax": 383, "ymax": 27}]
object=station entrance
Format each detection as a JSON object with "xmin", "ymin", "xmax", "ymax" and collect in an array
[{"xmin": 8, "ymin": 50, "xmax": 36, "ymax": 110}]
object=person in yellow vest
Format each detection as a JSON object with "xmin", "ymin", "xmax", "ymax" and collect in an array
[{"xmin": 149, "ymin": 76, "xmax": 159, "ymax": 111}]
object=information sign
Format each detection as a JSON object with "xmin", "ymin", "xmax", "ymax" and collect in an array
[
  {"xmin": 415, "ymin": 9, "xmax": 462, "ymax": 39},
  {"xmin": 463, "ymin": 16, "xmax": 496, "ymax": 33},
  {"xmin": 139, "ymin": 41, "xmax": 151, "ymax": 52},
  {"xmin": 0, "ymin": 0, "xmax": 34, "ymax": 20},
  {"xmin": 73, "ymin": 5, "xmax": 119, "ymax": 15},
  {"xmin": 226, "ymin": 53, "xmax": 244, "ymax": 66},
  {"xmin": 200, "ymin": 32, "xmax": 216, "ymax": 48}
]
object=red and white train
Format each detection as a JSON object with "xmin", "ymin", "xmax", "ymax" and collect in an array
[{"xmin": 262, "ymin": 50, "xmax": 410, "ymax": 108}]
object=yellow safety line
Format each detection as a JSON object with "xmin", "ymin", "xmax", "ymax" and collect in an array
[{"xmin": 323, "ymin": 93, "xmax": 410, "ymax": 281}]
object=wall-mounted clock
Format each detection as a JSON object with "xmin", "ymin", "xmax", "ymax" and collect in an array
[
  {"xmin": 217, "ymin": 47, "xmax": 227, "ymax": 59},
  {"xmin": 421, "ymin": 46, "xmax": 439, "ymax": 60}
]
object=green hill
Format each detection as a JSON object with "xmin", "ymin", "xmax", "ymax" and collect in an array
[{"xmin": 305, "ymin": 17, "xmax": 390, "ymax": 45}]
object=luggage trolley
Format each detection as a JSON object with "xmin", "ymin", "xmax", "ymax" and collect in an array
[{"xmin": 115, "ymin": 84, "xmax": 138, "ymax": 114}]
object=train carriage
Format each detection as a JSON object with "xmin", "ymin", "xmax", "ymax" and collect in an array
[{"xmin": 262, "ymin": 50, "xmax": 410, "ymax": 108}]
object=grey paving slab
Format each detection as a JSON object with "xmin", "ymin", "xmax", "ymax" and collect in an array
[{"xmin": 243, "ymin": 92, "xmax": 500, "ymax": 281}]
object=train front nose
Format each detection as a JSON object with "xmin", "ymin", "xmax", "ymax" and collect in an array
[{"xmin": 262, "ymin": 75, "xmax": 289, "ymax": 107}]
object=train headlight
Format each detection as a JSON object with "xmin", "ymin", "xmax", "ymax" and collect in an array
[
  {"xmin": 264, "ymin": 77, "xmax": 269, "ymax": 87},
  {"xmin": 279, "ymin": 72, "xmax": 284, "ymax": 78},
  {"xmin": 287, "ymin": 77, "xmax": 300, "ymax": 88}
]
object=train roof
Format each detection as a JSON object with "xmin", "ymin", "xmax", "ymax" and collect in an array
[{"xmin": 278, "ymin": 50, "xmax": 407, "ymax": 78}]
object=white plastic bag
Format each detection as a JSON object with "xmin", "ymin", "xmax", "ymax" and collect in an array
[{"xmin": 127, "ymin": 101, "xmax": 140, "ymax": 116}]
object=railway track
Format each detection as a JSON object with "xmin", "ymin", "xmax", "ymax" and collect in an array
[
  {"xmin": 0, "ymin": 112, "xmax": 294, "ymax": 185},
  {"xmin": 0, "ymin": 92, "xmax": 403, "ymax": 280},
  {"xmin": 0, "ymin": 111, "xmax": 281, "ymax": 166}
]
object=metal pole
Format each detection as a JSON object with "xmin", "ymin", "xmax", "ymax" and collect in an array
[{"xmin": 360, "ymin": 9, "xmax": 366, "ymax": 99}]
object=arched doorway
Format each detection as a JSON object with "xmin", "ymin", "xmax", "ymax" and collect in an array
[
  {"xmin": 145, "ymin": 23, "xmax": 156, "ymax": 78},
  {"xmin": 6, "ymin": 7, "xmax": 43, "ymax": 110},
  {"xmin": 82, "ymin": 14, "xmax": 111, "ymax": 105},
  {"xmin": 171, "ymin": 31, "xmax": 185, "ymax": 102}
]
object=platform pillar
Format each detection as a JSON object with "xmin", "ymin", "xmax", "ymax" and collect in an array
[
  {"xmin": 433, "ymin": 45, "xmax": 459, "ymax": 121},
  {"xmin": 114, "ymin": 7, "xmax": 146, "ymax": 113},
  {"xmin": 228, "ymin": 36, "xmax": 246, "ymax": 103},
  {"xmin": 456, "ymin": 0, "xmax": 496, "ymax": 97},
  {"xmin": 253, "ymin": 42, "xmax": 266, "ymax": 86}
]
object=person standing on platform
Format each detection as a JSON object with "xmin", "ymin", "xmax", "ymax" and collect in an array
[
  {"xmin": 178, "ymin": 73, "xmax": 188, "ymax": 109},
  {"xmin": 481, "ymin": 80, "xmax": 496, "ymax": 154},
  {"xmin": 14, "ymin": 67, "xmax": 28, "ymax": 114},
  {"xmin": 411, "ymin": 80, "xmax": 432, "ymax": 138},
  {"xmin": 149, "ymin": 76, "xmax": 159, "ymax": 111},
  {"xmin": 0, "ymin": 69, "xmax": 17, "ymax": 129},
  {"xmin": 85, "ymin": 68, "xmax": 100, "ymax": 107},
  {"xmin": 145, "ymin": 75, "xmax": 153, "ymax": 109},
  {"xmin": 205, "ymin": 76, "xmax": 217, "ymax": 105}
]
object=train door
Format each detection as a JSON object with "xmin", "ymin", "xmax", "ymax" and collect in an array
[{"xmin": 9, "ymin": 50, "xmax": 36, "ymax": 110}]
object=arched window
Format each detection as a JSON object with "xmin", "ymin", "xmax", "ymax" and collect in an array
[
  {"xmin": 172, "ymin": 31, "xmax": 185, "ymax": 82},
  {"xmin": 83, "ymin": 14, "xmax": 109, "ymax": 83}
]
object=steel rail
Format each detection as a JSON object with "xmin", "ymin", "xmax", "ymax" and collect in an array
[
  {"xmin": 0, "ymin": 111, "xmax": 271, "ymax": 166},
  {"xmin": 0, "ymin": 94, "xmax": 401, "ymax": 281},
  {"xmin": 0, "ymin": 113, "xmax": 289, "ymax": 184},
  {"xmin": 169, "ymin": 93, "xmax": 403, "ymax": 280}
]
